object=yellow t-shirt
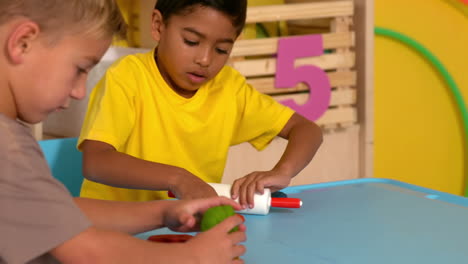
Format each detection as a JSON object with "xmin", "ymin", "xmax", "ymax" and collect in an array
[{"xmin": 78, "ymin": 50, "xmax": 294, "ymax": 201}]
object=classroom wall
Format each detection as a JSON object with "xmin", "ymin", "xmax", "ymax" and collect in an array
[{"xmin": 375, "ymin": 0, "xmax": 468, "ymax": 195}]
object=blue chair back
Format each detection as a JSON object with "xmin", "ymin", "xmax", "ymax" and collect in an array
[{"xmin": 38, "ymin": 138, "xmax": 83, "ymax": 197}]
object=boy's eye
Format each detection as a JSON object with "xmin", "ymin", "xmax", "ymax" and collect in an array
[
  {"xmin": 216, "ymin": 48, "xmax": 228, "ymax": 55},
  {"xmin": 77, "ymin": 67, "xmax": 88, "ymax": 75},
  {"xmin": 184, "ymin": 39, "xmax": 198, "ymax": 46}
]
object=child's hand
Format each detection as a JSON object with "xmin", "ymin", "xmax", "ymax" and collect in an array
[
  {"xmin": 230, "ymin": 170, "xmax": 292, "ymax": 209},
  {"xmin": 170, "ymin": 169, "xmax": 218, "ymax": 199},
  {"xmin": 184, "ymin": 215, "xmax": 247, "ymax": 263},
  {"xmin": 163, "ymin": 197, "xmax": 243, "ymax": 233}
]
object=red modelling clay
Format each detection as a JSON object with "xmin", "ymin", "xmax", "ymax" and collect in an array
[{"xmin": 147, "ymin": 234, "xmax": 193, "ymax": 243}]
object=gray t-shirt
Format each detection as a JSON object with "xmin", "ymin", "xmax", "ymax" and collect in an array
[{"xmin": 0, "ymin": 115, "xmax": 91, "ymax": 264}]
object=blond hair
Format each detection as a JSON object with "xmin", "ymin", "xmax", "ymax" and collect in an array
[{"xmin": 0, "ymin": 0, "xmax": 127, "ymax": 40}]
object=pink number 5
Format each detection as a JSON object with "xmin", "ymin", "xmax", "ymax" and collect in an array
[{"xmin": 276, "ymin": 35, "xmax": 331, "ymax": 121}]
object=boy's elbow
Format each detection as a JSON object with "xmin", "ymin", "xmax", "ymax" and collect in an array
[
  {"xmin": 82, "ymin": 156, "xmax": 97, "ymax": 181},
  {"xmin": 80, "ymin": 140, "xmax": 114, "ymax": 182},
  {"xmin": 82, "ymin": 151, "xmax": 108, "ymax": 183},
  {"xmin": 308, "ymin": 121, "xmax": 323, "ymax": 146}
]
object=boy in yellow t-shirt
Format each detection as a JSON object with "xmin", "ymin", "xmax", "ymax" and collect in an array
[{"xmin": 79, "ymin": 0, "xmax": 323, "ymax": 209}]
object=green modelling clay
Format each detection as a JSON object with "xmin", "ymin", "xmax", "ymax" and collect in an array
[{"xmin": 201, "ymin": 205, "xmax": 239, "ymax": 233}]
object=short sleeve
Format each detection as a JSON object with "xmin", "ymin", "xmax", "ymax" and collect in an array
[
  {"xmin": 0, "ymin": 123, "xmax": 91, "ymax": 264},
  {"xmin": 232, "ymin": 81, "xmax": 294, "ymax": 150},
  {"xmin": 78, "ymin": 66, "xmax": 136, "ymax": 151}
]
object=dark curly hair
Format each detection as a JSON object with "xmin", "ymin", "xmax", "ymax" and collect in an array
[{"xmin": 154, "ymin": 0, "xmax": 247, "ymax": 35}]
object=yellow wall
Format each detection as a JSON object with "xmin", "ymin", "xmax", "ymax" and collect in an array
[
  {"xmin": 114, "ymin": 0, "xmax": 140, "ymax": 47},
  {"xmin": 375, "ymin": 0, "xmax": 468, "ymax": 195}
]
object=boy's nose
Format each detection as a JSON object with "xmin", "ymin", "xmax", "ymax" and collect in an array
[
  {"xmin": 70, "ymin": 83, "xmax": 87, "ymax": 100},
  {"xmin": 195, "ymin": 48, "xmax": 212, "ymax": 67}
]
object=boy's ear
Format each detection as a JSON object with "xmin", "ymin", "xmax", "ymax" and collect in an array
[
  {"xmin": 151, "ymin": 9, "xmax": 164, "ymax": 42},
  {"xmin": 6, "ymin": 21, "xmax": 40, "ymax": 64}
]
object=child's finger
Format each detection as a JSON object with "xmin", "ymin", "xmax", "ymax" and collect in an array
[
  {"xmin": 228, "ymin": 230, "xmax": 247, "ymax": 245},
  {"xmin": 232, "ymin": 245, "xmax": 246, "ymax": 259},
  {"xmin": 231, "ymin": 244, "xmax": 247, "ymax": 259},
  {"xmin": 239, "ymin": 177, "xmax": 256, "ymax": 208},
  {"xmin": 232, "ymin": 258, "xmax": 245, "ymax": 264},
  {"xmin": 180, "ymin": 214, "xmax": 196, "ymax": 228},
  {"xmin": 167, "ymin": 214, "xmax": 195, "ymax": 232},
  {"xmin": 217, "ymin": 196, "xmax": 243, "ymax": 211},
  {"xmin": 246, "ymin": 182, "xmax": 257, "ymax": 209},
  {"xmin": 230, "ymin": 179, "xmax": 243, "ymax": 200},
  {"xmin": 214, "ymin": 215, "xmax": 245, "ymax": 235},
  {"xmin": 238, "ymin": 185, "xmax": 247, "ymax": 209},
  {"xmin": 255, "ymin": 181, "xmax": 265, "ymax": 195},
  {"xmin": 237, "ymin": 223, "xmax": 247, "ymax": 232}
]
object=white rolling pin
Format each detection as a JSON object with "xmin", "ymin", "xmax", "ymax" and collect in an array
[{"xmin": 168, "ymin": 182, "xmax": 302, "ymax": 215}]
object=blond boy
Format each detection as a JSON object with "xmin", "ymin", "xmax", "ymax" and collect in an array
[{"xmin": 0, "ymin": 1, "xmax": 245, "ymax": 263}]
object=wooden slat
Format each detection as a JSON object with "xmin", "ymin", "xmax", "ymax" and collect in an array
[
  {"xmin": 247, "ymin": 71, "xmax": 356, "ymax": 94},
  {"xmin": 330, "ymin": 89, "xmax": 356, "ymax": 106},
  {"xmin": 287, "ymin": 17, "xmax": 332, "ymax": 27},
  {"xmin": 246, "ymin": 1, "xmax": 353, "ymax": 23},
  {"xmin": 271, "ymin": 89, "xmax": 356, "ymax": 107},
  {"xmin": 273, "ymin": 95, "xmax": 357, "ymax": 125},
  {"xmin": 231, "ymin": 32, "xmax": 355, "ymax": 57},
  {"xmin": 355, "ymin": 0, "xmax": 375, "ymax": 178},
  {"xmin": 315, "ymin": 107, "xmax": 357, "ymax": 125},
  {"xmin": 231, "ymin": 52, "xmax": 355, "ymax": 77},
  {"xmin": 272, "ymin": 94, "xmax": 357, "ymax": 125}
]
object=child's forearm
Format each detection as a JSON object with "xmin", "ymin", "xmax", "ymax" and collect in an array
[
  {"xmin": 51, "ymin": 226, "xmax": 195, "ymax": 264},
  {"xmin": 75, "ymin": 198, "xmax": 174, "ymax": 234},
  {"xmin": 275, "ymin": 115, "xmax": 323, "ymax": 178},
  {"xmin": 82, "ymin": 141, "xmax": 192, "ymax": 191},
  {"xmin": 81, "ymin": 140, "xmax": 219, "ymax": 199}
]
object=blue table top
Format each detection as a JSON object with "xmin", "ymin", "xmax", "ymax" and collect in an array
[{"xmin": 136, "ymin": 178, "xmax": 468, "ymax": 263}]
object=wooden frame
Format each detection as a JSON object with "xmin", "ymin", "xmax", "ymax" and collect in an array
[
  {"xmin": 223, "ymin": 0, "xmax": 374, "ymax": 184},
  {"xmin": 355, "ymin": 0, "xmax": 374, "ymax": 179},
  {"xmin": 230, "ymin": 1, "xmax": 358, "ymax": 129}
]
